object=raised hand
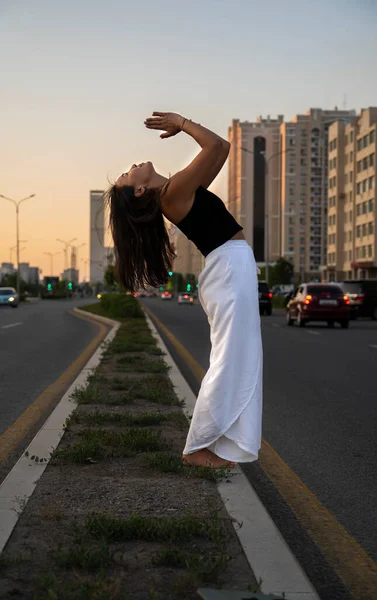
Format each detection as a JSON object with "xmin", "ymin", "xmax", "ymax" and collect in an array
[{"xmin": 144, "ymin": 111, "xmax": 185, "ymax": 139}]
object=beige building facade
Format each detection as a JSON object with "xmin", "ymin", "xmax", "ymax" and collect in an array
[
  {"xmin": 167, "ymin": 222, "xmax": 203, "ymax": 278},
  {"xmin": 228, "ymin": 116, "xmax": 283, "ymax": 265},
  {"xmin": 280, "ymin": 108, "xmax": 355, "ymax": 280},
  {"xmin": 324, "ymin": 107, "xmax": 377, "ymax": 281}
]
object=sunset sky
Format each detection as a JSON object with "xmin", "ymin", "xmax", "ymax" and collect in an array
[{"xmin": 1, "ymin": 0, "xmax": 377, "ymax": 278}]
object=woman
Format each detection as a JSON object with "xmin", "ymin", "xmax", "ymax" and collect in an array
[{"xmin": 105, "ymin": 112, "xmax": 262, "ymax": 469}]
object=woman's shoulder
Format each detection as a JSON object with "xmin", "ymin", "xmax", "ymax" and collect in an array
[{"xmin": 160, "ymin": 184, "xmax": 202, "ymax": 225}]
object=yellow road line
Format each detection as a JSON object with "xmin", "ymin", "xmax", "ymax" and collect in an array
[
  {"xmin": 0, "ymin": 310, "xmax": 108, "ymax": 464},
  {"xmin": 144, "ymin": 303, "xmax": 377, "ymax": 600}
]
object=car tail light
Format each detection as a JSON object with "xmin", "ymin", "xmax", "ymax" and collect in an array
[
  {"xmin": 304, "ymin": 294, "xmax": 312, "ymax": 305},
  {"xmin": 268, "ymin": 292, "xmax": 273, "ymax": 298},
  {"xmin": 343, "ymin": 295, "xmax": 350, "ymax": 305},
  {"xmin": 355, "ymin": 294, "xmax": 364, "ymax": 302}
]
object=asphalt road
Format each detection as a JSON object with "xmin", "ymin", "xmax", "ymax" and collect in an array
[
  {"xmin": 142, "ymin": 297, "xmax": 377, "ymax": 600},
  {"xmin": 0, "ymin": 298, "xmax": 99, "ymax": 438}
]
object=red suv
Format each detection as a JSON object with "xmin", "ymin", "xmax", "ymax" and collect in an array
[{"xmin": 286, "ymin": 283, "xmax": 350, "ymax": 328}]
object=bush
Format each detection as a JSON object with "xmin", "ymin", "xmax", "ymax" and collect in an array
[{"xmin": 100, "ymin": 293, "xmax": 143, "ymax": 319}]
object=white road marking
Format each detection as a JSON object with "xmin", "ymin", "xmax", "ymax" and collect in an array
[
  {"xmin": 1, "ymin": 322, "xmax": 22, "ymax": 330},
  {"xmin": 369, "ymin": 344, "xmax": 377, "ymax": 349},
  {"xmin": 306, "ymin": 330, "xmax": 320, "ymax": 336}
]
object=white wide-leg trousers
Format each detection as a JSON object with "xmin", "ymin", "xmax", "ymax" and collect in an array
[{"xmin": 183, "ymin": 240, "xmax": 263, "ymax": 463}]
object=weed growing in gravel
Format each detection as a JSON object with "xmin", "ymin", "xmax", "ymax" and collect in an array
[
  {"xmin": 0, "ymin": 552, "xmax": 32, "ymax": 568},
  {"xmin": 116, "ymin": 356, "xmax": 170, "ymax": 374},
  {"xmin": 35, "ymin": 572, "xmax": 129, "ymax": 600},
  {"xmin": 72, "ymin": 410, "xmax": 186, "ymax": 427},
  {"xmin": 85, "ymin": 512, "xmax": 224, "ymax": 544},
  {"xmin": 152, "ymin": 546, "xmax": 230, "ymax": 583},
  {"xmin": 70, "ymin": 386, "xmax": 101, "ymax": 405},
  {"xmin": 109, "ymin": 375, "xmax": 181, "ymax": 406},
  {"xmin": 52, "ymin": 538, "xmax": 112, "ymax": 571},
  {"xmin": 80, "ymin": 428, "xmax": 164, "ymax": 452},
  {"xmin": 105, "ymin": 339, "xmax": 164, "ymax": 356}
]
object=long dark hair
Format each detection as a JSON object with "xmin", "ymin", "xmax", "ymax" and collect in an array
[{"xmin": 104, "ymin": 183, "xmax": 175, "ymax": 293}]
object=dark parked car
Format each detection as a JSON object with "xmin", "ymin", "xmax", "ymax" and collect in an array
[
  {"xmin": 258, "ymin": 281, "xmax": 272, "ymax": 316},
  {"xmin": 286, "ymin": 283, "xmax": 350, "ymax": 328},
  {"xmin": 336, "ymin": 280, "xmax": 377, "ymax": 320}
]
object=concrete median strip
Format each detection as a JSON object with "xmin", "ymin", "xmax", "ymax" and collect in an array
[
  {"xmin": 144, "ymin": 310, "xmax": 319, "ymax": 600},
  {"xmin": 0, "ymin": 302, "xmax": 319, "ymax": 599}
]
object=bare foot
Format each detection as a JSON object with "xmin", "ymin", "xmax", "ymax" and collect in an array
[{"xmin": 182, "ymin": 449, "xmax": 236, "ymax": 469}]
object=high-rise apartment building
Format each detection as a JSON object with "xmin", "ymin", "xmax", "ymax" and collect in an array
[
  {"xmin": 228, "ymin": 116, "xmax": 284, "ymax": 264},
  {"xmin": 324, "ymin": 107, "xmax": 376, "ymax": 280},
  {"xmin": 90, "ymin": 190, "xmax": 105, "ymax": 283},
  {"xmin": 280, "ymin": 108, "xmax": 355, "ymax": 279},
  {"xmin": 172, "ymin": 232, "xmax": 203, "ymax": 278}
]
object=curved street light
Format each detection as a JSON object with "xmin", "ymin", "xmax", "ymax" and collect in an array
[{"xmin": 0, "ymin": 194, "xmax": 35, "ymax": 296}]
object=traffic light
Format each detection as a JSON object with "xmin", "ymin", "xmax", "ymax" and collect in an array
[
  {"xmin": 168, "ymin": 271, "xmax": 173, "ymax": 277},
  {"xmin": 159, "ymin": 286, "xmax": 164, "ymax": 291},
  {"xmin": 186, "ymin": 284, "xmax": 191, "ymax": 292},
  {"xmin": 68, "ymin": 282, "xmax": 73, "ymax": 291},
  {"xmin": 196, "ymin": 284, "xmax": 198, "ymax": 289},
  {"xmin": 47, "ymin": 283, "xmax": 52, "ymax": 292}
]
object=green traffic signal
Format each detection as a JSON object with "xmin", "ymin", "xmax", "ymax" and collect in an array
[
  {"xmin": 159, "ymin": 286, "xmax": 163, "ymax": 291},
  {"xmin": 168, "ymin": 271, "xmax": 173, "ymax": 277},
  {"xmin": 47, "ymin": 283, "xmax": 52, "ymax": 291},
  {"xmin": 186, "ymin": 284, "xmax": 191, "ymax": 291},
  {"xmin": 68, "ymin": 282, "xmax": 73, "ymax": 290}
]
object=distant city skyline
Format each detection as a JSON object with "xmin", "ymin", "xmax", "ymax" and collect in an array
[{"xmin": 1, "ymin": 0, "xmax": 377, "ymax": 276}]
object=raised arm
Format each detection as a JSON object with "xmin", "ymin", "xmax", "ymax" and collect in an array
[{"xmin": 144, "ymin": 112, "xmax": 230, "ymax": 201}]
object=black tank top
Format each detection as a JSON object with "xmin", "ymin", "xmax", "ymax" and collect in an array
[{"xmin": 176, "ymin": 186, "xmax": 243, "ymax": 257}]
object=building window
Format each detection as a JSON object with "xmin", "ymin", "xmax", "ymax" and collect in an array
[
  {"xmin": 349, "ymin": 191, "xmax": 353, "ymax": 203},
  {"xmin": 362, "ymin": 246, "xmax": 366, "ymax": 258},
  {"xmin": 362, "ymin": 223, "xmax": 367, "ymax": 236},
  {"xmin": 350, "ymin": 210, "xmax": 353, "ymax": 221},
  {"xmin": 369, "ymin": 176, "xmax": 375, "ymax": 190},
  {"xmin": 357, "ymin": 161, "xmax": 362, "ymax": 173},
  {"xmin": 356, "ymin": 182, "xmax": 361, "ymax": 195},
  {"xmin": 350, "ymin": 131, "xmax": 354, "ymax": 143},
  {"xmin": 369, "ymin": 154, "xmax": 375, "ymax": 167},
  {"xmin": 363, "ymin": 157, "xmax": 368, "ymax": 170},
  {"xmin": 363, "ymin": 202, "xmax": 367, "ymax": 214},
  {"xmin": 357, "ymin": 204, "xmax": 361, "ymax": 216},
  {"xmin": 370, "ymin": 130, "xmax": 375, "ymax": 144},
  {"xmin": 357, "ymin": 139, "xmax": 362, "ymax": 152},
  {"xmin": 356, "ymin": 248, "xmax": 360, "ymax": 259},
  {"xmin": 369, "ymin": 245, "xmax": 373, "ymax": 257},
  {"xmin": 369, "ymin": 222, "xmax": 373, "ymax": 235},
  {"xmin": 363, "ymin": 135, "xmax": 368, "ymax": 148},
  {"xmin": 369, "ymin": 199, "xmax": 374, "ymax": 211},
  {"xmin": 357, "ymin": 225, "xmax": 361, "ymax": 237},
  {"xmin": 362, "ymin": 179, "xmax": 367, "ymax": 193}
]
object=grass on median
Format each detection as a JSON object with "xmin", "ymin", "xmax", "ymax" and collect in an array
[
  {"xmin": 116, "ymin": 355, "xmax": 170, "ymax": 374},
  {"xmin": 85, "ymin": 512, "xmax": 224, "ymax": 545},
  {"xmin": 52, "ymin": 428, "xmax": 165, "ymax": 464},
  {"xmin": 110, "ymin": 375, "xmax": 182, "ymax": 406},
  {"xmin": 69, "ymin": 409, "xmax": 187, "ymax": 428}
]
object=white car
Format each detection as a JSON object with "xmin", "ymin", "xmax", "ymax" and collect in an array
[
  {"xmin": 0, "ymin": 287, "xmax": 19, "ymax": 308},
  {"xmin": 178, "ymin": 293, "xmax": 194, "ymax": 305}
]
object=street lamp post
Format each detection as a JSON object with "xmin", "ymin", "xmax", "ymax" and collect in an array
[
  {"xmin": 241, "ymin": 147, "xmax": 291, "ymax": 284},
  {"xmin": 0, "ymin": 194, "xmax": 35, "ymax": 297},
  {"xmin": 56, "ymin": 238, "xmax": 77, "ymax": 271},
  {"xmin": 44, "ymin": 251, "xmax": 61, "ymax": 276}
]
